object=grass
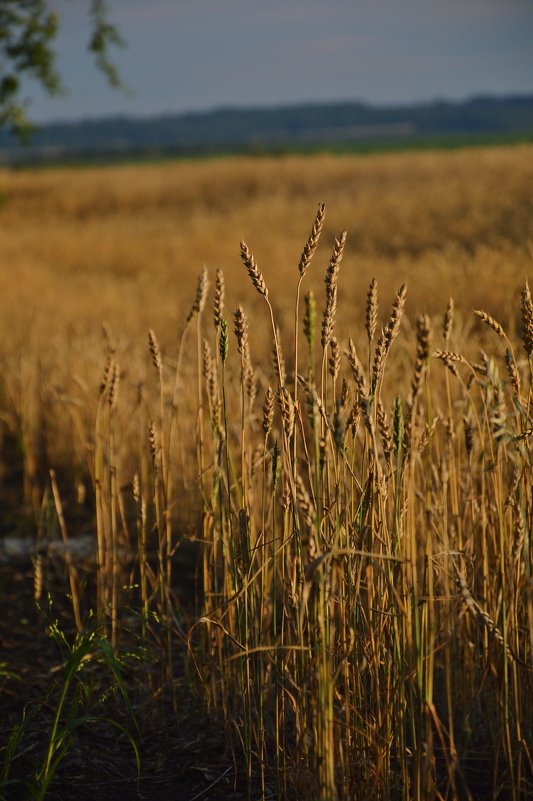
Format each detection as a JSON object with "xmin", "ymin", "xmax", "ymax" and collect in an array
[{"xmin": 0, "ymin": 145, "xmax": 532, "ymax": 799}]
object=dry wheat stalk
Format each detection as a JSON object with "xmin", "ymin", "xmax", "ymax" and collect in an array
[
  {"xmin": 193, "ymin": 266, "xmax": 209, "ymax": 314},
  {"xmin": 361, "ymin": 396, "xmax": 377, "ymax": 440},
  {"xmin": 133, "ymin": 474, "xmax": 146, "ymax": 523},
  {"xmin": 347, "ymin": 337, "xmax": 368, "ymax": 397},
  {"xmin": 434, "ymin": 350, "xmax": 462, "ymax": 378},
  {"xmin": 99, "ymin": 352, "xmax": 113, "ymax": 396},
  {"xmin": 240, "ymin": 241, "xmax": 268, "ymax": 297},
  {"xmin": 340, "ymin": 378, "xmax": 349, "ymax": 408},
  {"xmin": 417, "ymin": 416, "xmax": 439, "ymax": 454},
  {"xmin": 321, "ymin": 299, "xmax": 337, "ymax": 351},
  {"xmin": 456, "ymin": 573, "xmax": 512, "ymax": 659},
  {"xmin": 505, "ymin": 348, "xmax": 521, "ymax": 397},
  {"xmin": 325, "ymin": 230, "xmax": 348, "ymax": 296},
  {"xmin": 411, "ymin": 314, "xmax": 432, "ymax": 401},
  {"xmin": 303, "ymin": 289, "xmax": 316, "ymax": 350},
  {"xmin": 463, "ymin": 416, "xmax": 474, "ymax": 457},
  {"xmin": 202, "ymin": 339, "xmax": 220, "ymax": 428},
  {"xmin": 233, "ymin": 305, "xmax": 249, "ymax": 355},
  {"xmin": 402, "ymin": 316, "xmax": 431, "ymax": 458},
  {"xmin": 148, "ymin": 420, "xmax": 158, "ymax": 465},
  {"xmin": 443, "ymin": 297, "xmax": 454, "ymax": 342},
  {"xmin": 365, "ymin": 278, "xmax": 378, "ymax": 347},
  {"xmin": 148, "ymin": 328, "xmax": 162, "ymax": 373},
  {"xmin": 385, "ymin": 283, "xmax": 407, "ymax": 346},
  {"xmin": 132, "ymin": 472, "xmax": 140, "ymax": 505},
  {"xmin": 490, "ymin": 384, "xmax": 507, "ymax": 441},
  {"xmin": 377, "ymin": 400, "xmax": 393, "ymax": 465},
  {"xmin": 476, "ymin": 349, "xmax": 490, "ymax": 377},
  {"xmin": 32, "ymin": 554, "xmax": 43, "ymax": 602},
  {"xmin": 371, "ymin": 329, "xmax": 387, "ymax": 392},
  {"xmin": 329, "ymin": 336, "xmax": 340, "ymax": 382},
  {"xmin": 280, "ymin": 472, "xmax": 292, "ymax": 510},
  {"xmin": 233, "ymin": 305, "xmax": 256, "ymax": 403},
  {"xmin": 520, "ymin": 280, "xmax": 533, "ymax": 357},
  {"xmin": 433, "ymin": 350, "xmax": 463, "ymax": 362},
  {"xmin": 321, "ymin": 230, "xmax": 347, "ymax": 349},
  {"xmin": 295, "ymin": 473, "xmax": 316, "ymax": 531},
  {"xmin": 279, "ymin": 386, "xmax": 295, "ymax": 439},
  {"xmin": 186, "ymin": 268, "xmax": 208, "ymax": 325},
  {"xmin": 202, "ymin": 338, "xmax": 212, "ymax": 384},
  {"xmin": 262, "ymin": 386, "xmax": 274, "ymax": 437},
  {"xmin": 298, "ymin": 202, "xmax": 326, "ymax": 277},
  {"xmin": 372, "ymin": 284, "xmax": 407, "ymax": 390},
  {"xmin": 214, "ymin": 268, "xmax": 225, "ymax": 329},
  {"xmin": 474, "ymin": 308, "xmax": 506, "ymax": 339},
  {"xmin": 108, "ymin": 361, "xmax": 120, "ymax": 409},
  {"xmin": 208, "ymin": 369, "xmax": 220, "ymax": 431},
  {"xmin": 346, "ymin": 396, "xmax": 361, "ymax": 437}
]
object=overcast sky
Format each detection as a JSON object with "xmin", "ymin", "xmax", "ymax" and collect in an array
[{"xmin": 24, "ymin": 0, "xmax": 533, "ymax": 122}]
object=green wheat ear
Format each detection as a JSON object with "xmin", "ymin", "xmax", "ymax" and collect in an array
[
  {"xmin": 219, "ymin": 317, "xmax": 229, "ymax": 364},
  {"xmin": 303, "ymin": 289, "xmax": 316, "ymax": 350},
  {"xmin": 393, "ymin": 394, "xmax": 403, "ymax": 458}
]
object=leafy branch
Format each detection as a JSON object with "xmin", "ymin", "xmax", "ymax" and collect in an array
[{"xmin": 0, "ymin": 0, "xmax": 124, "ymax": 140}]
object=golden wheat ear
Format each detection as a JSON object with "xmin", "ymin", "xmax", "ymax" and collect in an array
[
  {"xmin": 520, "ymin": 280, "xmax": 533, "ymax": 356},
  {"xmin": 298, "ymin": 202, "xmax": 326, "ymax": 278},
  {"xmin": 240, "ymin": 241, "xmax": 268, "ymax": 297},
  {"xmin": 365, "ymin": 278, "xmax": 378, "ymax": 347},
  {"xmin": 213, "ymin": 267, "xmax": 225, "ymax": 329}
]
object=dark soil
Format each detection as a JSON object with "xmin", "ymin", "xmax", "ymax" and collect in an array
[{"xmin": 0, "ymin": 560, "xmax": 247, "ymax": 801}]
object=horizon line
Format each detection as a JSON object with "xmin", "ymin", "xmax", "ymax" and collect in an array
[{"xmin": 25, "ymin": 90, "xmax": 533, "ymax": 129}]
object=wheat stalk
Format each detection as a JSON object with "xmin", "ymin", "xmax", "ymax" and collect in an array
[
  {"xmin": 365, "ymin": 278, "xmax": 378, "ymax": 348},
  {"xmin": 148, "ymin": 328, "xmax": 162, "ymax": 373},
  {"xmin": 474, "ymin": 308, "xmax": 506, "ymax": 339},
  {"xmin": 371, "ymin": 284, "xmax": 407, "ymax": 392},
  {"xmin": 321, "ymin": 230, "xmax": 347, "ymax": 350},
  {"xmin": 240, "ymin": 241, "xmax": 268, "ymax": 297},
  {"xmin": 298, "ymin": 202, "xmax": 326, "ymax": 277},
  {"xmin": 443, "ymin": 297, "xmax": 454, "ymax": 343},
  {"xmin": 214, "ymin": 267, "xmax": 225, "ymax": 329},
  {"xmin": 262, "ymin": 386, "xmax": 274, "ymax": 437}
]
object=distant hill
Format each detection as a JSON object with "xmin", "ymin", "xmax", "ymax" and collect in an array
[{"xmin": 1, "ymin": 94, "xmax": 532, "ymax": 164}]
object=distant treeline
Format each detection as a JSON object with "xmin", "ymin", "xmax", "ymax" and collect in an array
[{"xmin": 1, "ymin": 94, "xmax": 532, "ymax": 163}]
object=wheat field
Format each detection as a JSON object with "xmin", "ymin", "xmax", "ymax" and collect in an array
[
  {"xmin": 1, "ymin": 147, "xmax": 532, "ymax": 341},
  {"xmin": 1, "ymin": 145, "xmax": 533, "ymax": 800}
]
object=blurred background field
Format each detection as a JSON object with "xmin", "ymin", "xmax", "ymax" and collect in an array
[{"xmin": 1, "ymin": 144, "xmax": 532, "ymax": 347}]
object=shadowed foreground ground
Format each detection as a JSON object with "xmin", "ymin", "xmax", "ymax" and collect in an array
[{"xmin": 0, "ymin": 559, "xmax": 251, "ymax": 801}]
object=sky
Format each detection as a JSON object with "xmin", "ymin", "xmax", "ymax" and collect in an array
[{"xmin": 23, "ymin": 0, "xmax": 533, "ymax": 122}]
